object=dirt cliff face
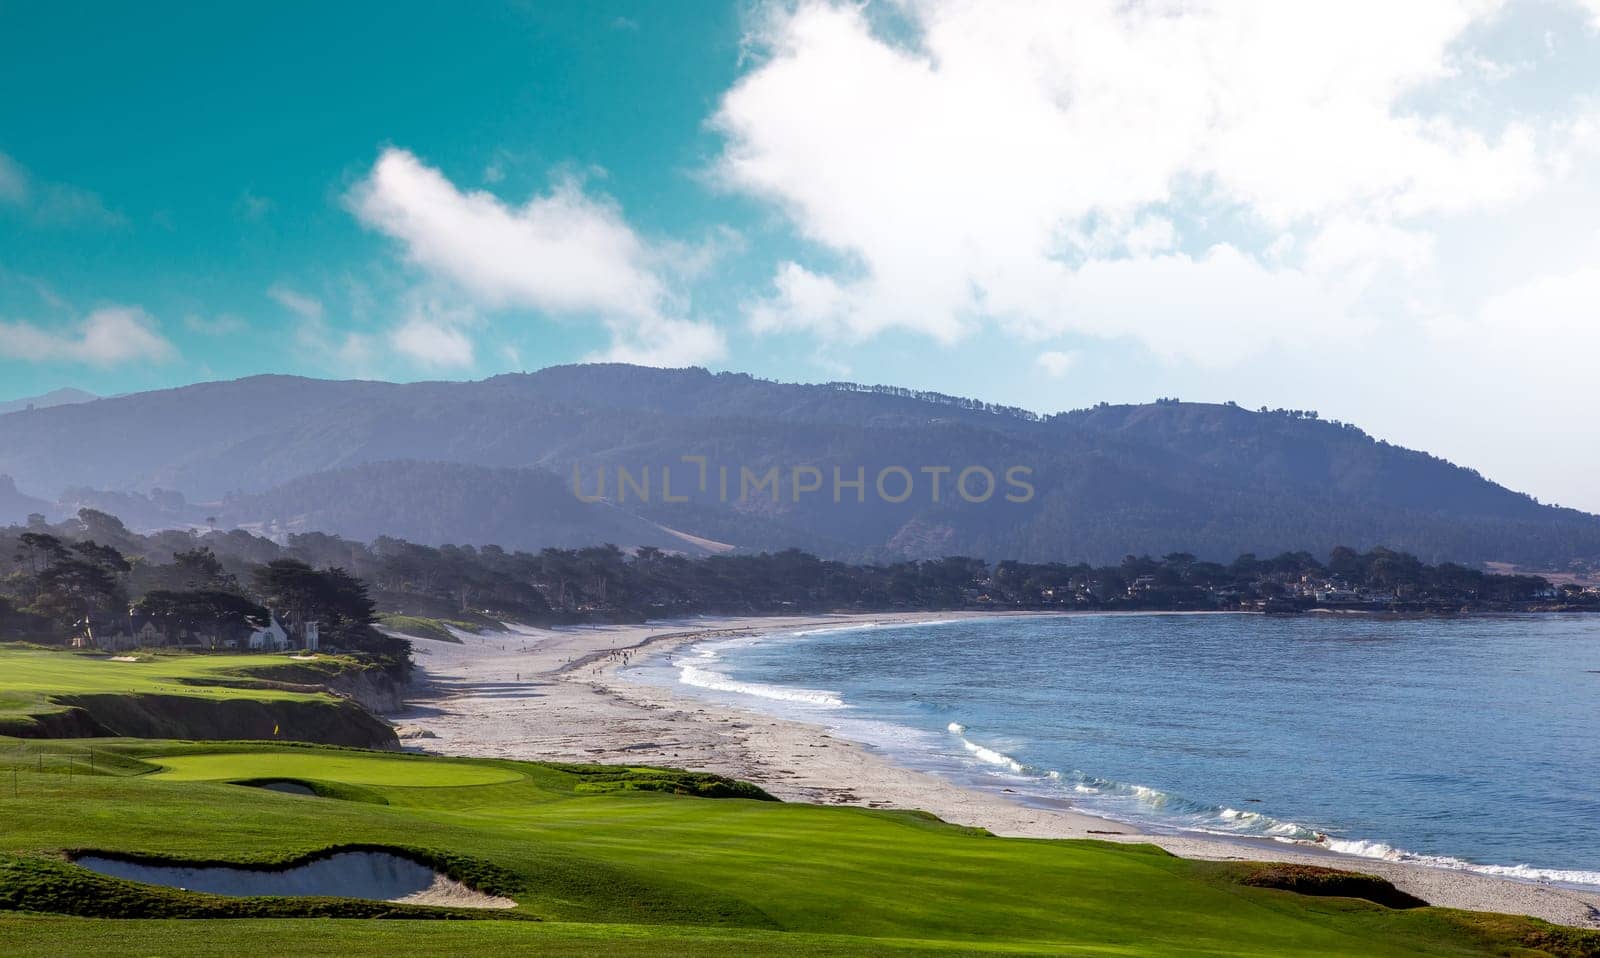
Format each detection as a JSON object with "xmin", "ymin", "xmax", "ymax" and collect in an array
[{"xmin": 323, "ymin": 669, "xmax": 406, "ymax": 715}]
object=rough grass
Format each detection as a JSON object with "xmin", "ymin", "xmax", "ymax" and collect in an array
[
  {"xmin": 1, "ymin": 739, "xmax": 1596, "ymax": 956},
  {"xmin": 1227, "ymin": 862, "xmax": 1430, "ymax": 910},
  {"xmin": 376, "ymin": 615, "xmax": 479, "ymax": 643},
  {"xmin": 559, "ymin": 763, "xmax": 777, "ymax": 801}
]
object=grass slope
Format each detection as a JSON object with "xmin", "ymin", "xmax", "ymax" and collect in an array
[
  {"xmin": 0, "ymin": 739, "xmax": 1595, "ymax": 957},
  {"xmin": 0, "ymin": 648, "xmax": 395, "ymax": 747},
  {"xmin": 375, "ymin": 615, "xmax": 478, "ymax": 644}
]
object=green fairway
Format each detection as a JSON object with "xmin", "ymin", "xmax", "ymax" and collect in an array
[
  {"xmin": 148, "ymin": 751, "xmax": 524, "ymax": 786},
  {"xmin": 0, "ymin": 646, "xmax": 396, "ymax": 747},
  {"xmin": 0, "ymin": 648, "xmax": 327, "ymax": 718},
  {"xmin": 0, "ymin": 740, "xmax": 1594, "ymax": 957}
]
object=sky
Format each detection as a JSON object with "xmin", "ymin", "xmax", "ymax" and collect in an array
[{"xmin": 2, "ymin": 0, "xmax": 1600, "ymax": 511}]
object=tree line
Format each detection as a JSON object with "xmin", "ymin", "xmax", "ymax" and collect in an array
[
  {"xmin": 2, "ymin": 510, "xmax": 1587, "ymax": 670},
  {"xmin": 0, "ymin": 510, "xmax": 407, "ymax": 672}
]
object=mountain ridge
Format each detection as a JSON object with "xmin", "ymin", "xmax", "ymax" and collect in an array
[
  {"xmin": 0, "ymin": 365, "xmax": 1593, "ymax": 568},
  {"xmin": 0, "ymin": 386, "xmax": 98, "ymax": 417}
]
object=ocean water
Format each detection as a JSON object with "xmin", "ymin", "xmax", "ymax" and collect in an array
[{"xmin": 626, "ymin": 613, "xmax": 1600, "ymax": 887}]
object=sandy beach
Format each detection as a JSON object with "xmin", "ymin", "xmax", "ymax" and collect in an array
[{"xmin": 391, "ymin": 612, "xmax": 1600, "ymax": 929}]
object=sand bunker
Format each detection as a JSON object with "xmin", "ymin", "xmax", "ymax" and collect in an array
[
  {"xmin": 250, "ymin": 780, "xmax": 318, "ymax": 796},
  {"xmin": 73, "ymin": 850, "xmax": 516, "ymax": 909}
]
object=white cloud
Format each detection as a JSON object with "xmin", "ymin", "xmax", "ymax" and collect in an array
[
  {"xmin": 1045, "ymin": 244, "xmax": 1349, "ymax": 366},
  {"xmin": 237, "ymin": 190, "xmax": 273, "ymax": 221},
  {"xmin": 293, "ymin": 315, "xmax": 376, "ymax": 375},
  {"xmin": 1444, "ymin": 260, "xmax": 1600, "ymax": 381},
  {"xmin": 713, "ymin": 0, "xmax": 1561, "ymax": 361},
  {"xmin": 599, "ymin": 315, "xmax": 729, "ymax": 367},
  {"xmin": 1035, "ymin": 350, "xmax": 1077, "ymax": 378},
  {"xmin": 0, "ymin": 151, "xmax": 123, "ymax": 227},
  {"xmin": 0, "ymin": 307, "xmax": 177, "ymax": 366},
  {"xmin": 268, "ymin": 284, "xmax": 325, "ymax": 321},
  {"xmin": 747, "ymin": 261, "xmax": 854, "ymax": 337},
  {"xmin": 348, "ymin": 147, "xmax": 724, "ymax": 366},
  {"xmin": 0, "ymin": 153, "xmax": 26, "ymax": 204},
  {"xmin": 185, "ymin": 313, "xmax": 247, "ymax": 336},
  {"xmin": 390, "ymin": 312, "xmax": 476, "ymax": 369},
  {"xmin": 708, "ymin": 0, "xmax": 1600, "ymax": 511}
]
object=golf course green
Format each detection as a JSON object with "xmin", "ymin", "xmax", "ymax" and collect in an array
[
  {"xmin": 2, "ymin": 645, "xmax": 1596, "ymax": 956},
  {"xmin": 147, "ymin": 751, "xmax": 524, "ymax": 786},
  {"xmin": 0, "ymin": 735, "xmax": 1597, "ymax": 957}
]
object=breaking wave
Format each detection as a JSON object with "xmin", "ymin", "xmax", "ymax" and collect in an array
[
  {"xmin": 674, "ymin": 642, "xmax": 844, "ymax": 709},
  {"xmin": 788, "ymin": 619, "xmax": 965, "ymax": 638},
  {"xmin": 655, "ymin": 616, "xmax": 1600, "ymax": 893},
  {"xmin": 943, "ymin": 723, "xmax": 1600, "ymax": 889}
]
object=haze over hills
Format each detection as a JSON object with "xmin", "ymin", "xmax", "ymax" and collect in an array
[
  {"xmin": 0, "ymin": 387, "xmax": 96, "ymax": 417},
  {"xmin": 0, "ymin": 365, "xmax": 1595, "ymax": 568}
]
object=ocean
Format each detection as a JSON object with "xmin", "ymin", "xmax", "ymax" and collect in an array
[{"xmin": 626, "ymin": 612, "xmax": 1600, "ymax": 887}]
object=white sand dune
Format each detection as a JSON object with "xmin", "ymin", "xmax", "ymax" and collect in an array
[{"xmin": 74, "ymin": 851, "xmax": 516, "ymax": 909}]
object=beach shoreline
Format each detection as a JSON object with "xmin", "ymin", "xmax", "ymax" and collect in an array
[{"xmin": 392, "ymin": 611, "xmax": 1600, "ymax": 929}]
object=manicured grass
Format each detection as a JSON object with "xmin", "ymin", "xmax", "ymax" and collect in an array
[
  {"xmin": 1, "ymin": 739, "xmax": 1594, "ymax": 956},
  {"xmin": 0, "ymin": 649, "xmax": 324, "ymax": 700},
  {"xmin": 0, "ymin": 648, "xmax": 330, "ymax": 720},
  {"xmin": 149, "ymin": 751, "xmax": 525, "ymax": 787},
  {"xmin": 0, "ymin": 917, "xmax": 1176, "ymax": 957},
  {"xmin": 0, "ymin": 647, "xmax": 394, "ymax": 747}
]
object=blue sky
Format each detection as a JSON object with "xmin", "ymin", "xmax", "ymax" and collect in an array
[{"xmin": 4, "ymin": 1, "xmax": 1600, "ymax": 511}]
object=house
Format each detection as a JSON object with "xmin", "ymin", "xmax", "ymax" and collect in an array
[
  {"xmin": 73, "ymin": 606, "xmax": 321, "ymax": 654},
  {"xmin": 1313, "ymin": 587, "xmax": 1363, "ymax": 604},
  {"xmin": 247, "ymin": 616, "xmax": 291, "ymax": 651},
  {"xmin": 245, "ymin": 614, "xmax": 320, "ymax": 652},
  {"xmin": 74, "ymin": 611, "xmax": 174, "ymax": 652},
  {"xmin": 1127, "ymin": 575, "xmax": 1157, "ymax": 596}
]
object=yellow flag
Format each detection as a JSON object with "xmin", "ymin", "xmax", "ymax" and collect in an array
[{"xmin": 272, "ymin": 724, "xmax": 280, "ymax": 736}]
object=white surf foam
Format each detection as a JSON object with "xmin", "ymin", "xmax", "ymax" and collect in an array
[
  {"xmin": 958, "ymin": 737, "xmax": 1028, "ymax": 774},
  {"xmin": 943, "ymin": 725, "xmax": 1031, "ymax": 775},
  {"xmin": 1315, "ymin": 838, "xmax": 1600, "ymax": 887},
  {"xmin": 669, "ymin": 623, "xmax": 1600, "ymax": 891},
  {"xmin": 786, "ymin": 618, "xmax": 966, "ymax": 637},
  {"xmin": 673, "ymin": 640, "xmax": 844, "ymax": 708},
  {"xmin": 677, "ymin": 664, "xmax": 845, "ymax": 708}
]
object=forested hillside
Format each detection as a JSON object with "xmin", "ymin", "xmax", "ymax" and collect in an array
[{"xmin": 0, "ymin": 366, "xmax": 1595, "ymax": 567}]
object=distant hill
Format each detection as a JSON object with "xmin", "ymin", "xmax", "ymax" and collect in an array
[
  {"xmin": 217, "ymin": 460, "xmax": 731, "ymax": 555},
  {"xmin": 0, "ymin": 366, "xmax": 1594, "ymax": 567},
  {"xmin": 0, "ymin": 476, "xmax": 53, "ymax": 525},
  {"xmin": 0, "ymin": 387, "xmax": 96, "ymax": 417}
]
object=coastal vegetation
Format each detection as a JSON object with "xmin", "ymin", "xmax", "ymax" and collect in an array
[
  {"xmin": 374, "ymin": 614, "xmax": 477, "ymax": 643},
  {"xmin": 0, "ymin": 510, "xmax": 409, "ymax": 673},
  {"xmin": 1, "ymin": 509, "xmax": 1592, "ymax": 666},
  {"xmin": 1, "ymin": 738, "xmax": 1596, "ymax": 957}
]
